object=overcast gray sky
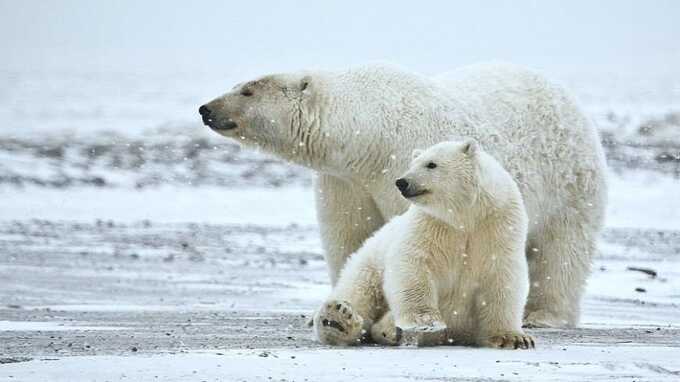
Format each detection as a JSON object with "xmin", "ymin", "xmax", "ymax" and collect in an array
[{"xmin": 1, "ymin": 0, "xmax": 678, "ymax": 75}]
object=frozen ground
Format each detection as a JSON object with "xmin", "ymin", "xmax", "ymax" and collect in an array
[
  {"xmin": 0, "ymin": 218, "xmax": 679, "ymax": 381},
  {"xmin": 1, "ymin": 72, "xmax": 679, "ymax": 381}
]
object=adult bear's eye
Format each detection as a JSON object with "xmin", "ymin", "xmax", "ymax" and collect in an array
[
  {"xmin": 426, "ymin": 162, "xmax": 437, "ymax": 169},
  {"xmin": 240, "ymin": 88, "xmax": 253, "ymax": 97}
]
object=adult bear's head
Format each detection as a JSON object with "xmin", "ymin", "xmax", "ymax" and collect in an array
[
  {"xmin": 199, "ymin": 72, "xmax": 331, "ymax": 166},
  {"xmin": 199, "ymin": 64, "xmax": 439, "ymax": 176}
]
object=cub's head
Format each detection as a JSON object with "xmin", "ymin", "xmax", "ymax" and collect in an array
[
  {"xmin": 198, "ymin": 72, "xmax": 316, "ymax": 156},
  {"xmin": 396, "ymin": 139, "xmax": 480, "ymax": 213}
]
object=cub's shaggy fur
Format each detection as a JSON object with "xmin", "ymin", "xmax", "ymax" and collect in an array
[{"xmin": 313, "ymin": 140, "xmax": 533, "ymax": 348}]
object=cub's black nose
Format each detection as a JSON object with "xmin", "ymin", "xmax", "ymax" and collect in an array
[
  {"xmin": 199, "ymin": 105, "xmax": 211, "ymax": 117},
  {"xmin": 395, "ymin": 178, "xmax": 409, "ymax": 192}
]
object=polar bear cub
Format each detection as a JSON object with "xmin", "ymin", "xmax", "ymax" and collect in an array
[{"xmin": 313, "ymin": 139, "xmax": 534, "ymax": 348}]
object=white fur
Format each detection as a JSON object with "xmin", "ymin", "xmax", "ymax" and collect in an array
[
  {"xmin": 204, "ymin": 62, "xmax": 608, "ymax": 327},
  {"xmin": 312, "ymin": 141, "xmax": 533, "ymax": 348}
]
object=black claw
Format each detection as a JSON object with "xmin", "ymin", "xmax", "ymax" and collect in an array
[
  {"xmin": 395, "ymin": 327, "xmax": 403, "ymax": 343},
  {"xmin": 321, "ymin": 319, "xmax": 346, "ymax": 333}
]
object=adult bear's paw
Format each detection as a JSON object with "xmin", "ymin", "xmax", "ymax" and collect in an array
[{"xmin": 313, "ymin": 300, "xmax": 365, "ymax": 346}]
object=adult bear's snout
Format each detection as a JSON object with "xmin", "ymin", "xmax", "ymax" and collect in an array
[{"xmin": 199, "ymin": 104, "xmax": 238, "ymax": 130}]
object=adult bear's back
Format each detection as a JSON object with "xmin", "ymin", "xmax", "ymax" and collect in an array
[{"xmin": 434, "ymin": 63, "xmax": 607, "ymax": 232}]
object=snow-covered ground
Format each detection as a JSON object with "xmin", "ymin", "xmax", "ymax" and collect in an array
[
  {"xmin": 0, "ymin": 218, "xmax": 679, "ymax": 381},
  {"xmin": 2, "ymin": 346, "xmax": 679, "ymax": 382}
]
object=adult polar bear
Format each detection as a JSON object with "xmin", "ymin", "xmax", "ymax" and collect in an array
[{"xmin": 199, "ymin": 63, "xmax": 608, "ymax": 328}]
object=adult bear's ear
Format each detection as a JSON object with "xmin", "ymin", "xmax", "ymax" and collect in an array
[
  {"xmin": 411, "ymin": 148, "xmax": 423, "ymax": 161},
  {"xmin": 462, "ymin": 138, "xmax": 479, "ymax": 156},
  {"xmin": 300, "ymin": 76, "xmax": 311, "ymax": 93}
]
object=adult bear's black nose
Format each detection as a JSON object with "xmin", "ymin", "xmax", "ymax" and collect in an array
[
  {"xmin": 199, "ymin": 105, "xmax": 215, "ymax": 127},
  {"xmin": 199, "ymin": 105, "xmax": 210, "ymax": 116},
  {"xmin": 395, "ymin": 178, "xmax": 409, "ymax": 193}
]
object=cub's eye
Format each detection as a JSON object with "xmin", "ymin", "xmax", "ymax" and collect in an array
[
  {"xmin": 240, "ymin": 88, "xmax": 253, "ymax": 97},
  {"xmin": 426, "ymin": 162, "xmax": 437, "ymax": 169}
]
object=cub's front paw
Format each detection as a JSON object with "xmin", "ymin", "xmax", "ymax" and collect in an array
[
  {"xmin": 481, "ymin": 332, "xmax": 535, "ymax": 350},
  {"xmin": 370, "ymin": 314, "xmax": 400, "ymax": 346},
  {"xmin": 400, "ymin": 324, "xmax": 448, "ymax": 347},
  {"xmin": 397, "ymin": 315, "xmax": 447, "ymax": 347},
  {"xmin": 313, "ymin": 300, "xmax": 364, "ymax": 346}
]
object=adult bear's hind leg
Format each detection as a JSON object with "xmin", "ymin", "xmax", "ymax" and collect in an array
[
  {"xmin": 315, "ymin": 174, "xmax": 385, "ymax": 285},
  {"xmin": 524, "ymin": 219, "xmax": 597, "ymax": 328}
]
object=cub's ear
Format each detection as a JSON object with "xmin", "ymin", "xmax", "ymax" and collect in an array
[
  {"xmin": 411, "ymin": 148, "xmax": 423, "ymax": 161},
  {"xmin": 462, "ymin": 138, "xmax": 479, "ymax": 156}
]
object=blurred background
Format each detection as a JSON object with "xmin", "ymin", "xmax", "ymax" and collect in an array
[
  {"xmin": 0, "ymin": 0, "xmax": 679, "ymax": 348},
  {"xmin": 1, "ymin": 0, "xmax": 678, "ymax": 221}
]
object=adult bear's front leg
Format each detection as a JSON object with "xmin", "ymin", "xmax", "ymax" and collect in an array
[{"xmin": 315, "ymin": 174, "xmax": 385, "ymax": 285}]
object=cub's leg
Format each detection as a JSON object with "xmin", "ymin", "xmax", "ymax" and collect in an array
[
  {"xmin": 384, "ymin": 251, "xmax": 447, "ymax": 347},
  {"xmin": 474, "ymin": 246, "xmax": 534, "ymax": 349},
  {"xmin": 314, "ymin": 246, "xmax": 387, "ymax": 345},
  {"xmin": 371, "ymin": 310, "xmax": 447, "ymax": 347},
  {"xmin": 370, "ymin": 311, "xmax": 401, "ymax": 346},
  {"xmin": 315, "ymin": 174, "xmax": 385, "ymax": 285},
  {"xmin": 476, "ymin": 287, "xmax": 535, "ymax": 349}
]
